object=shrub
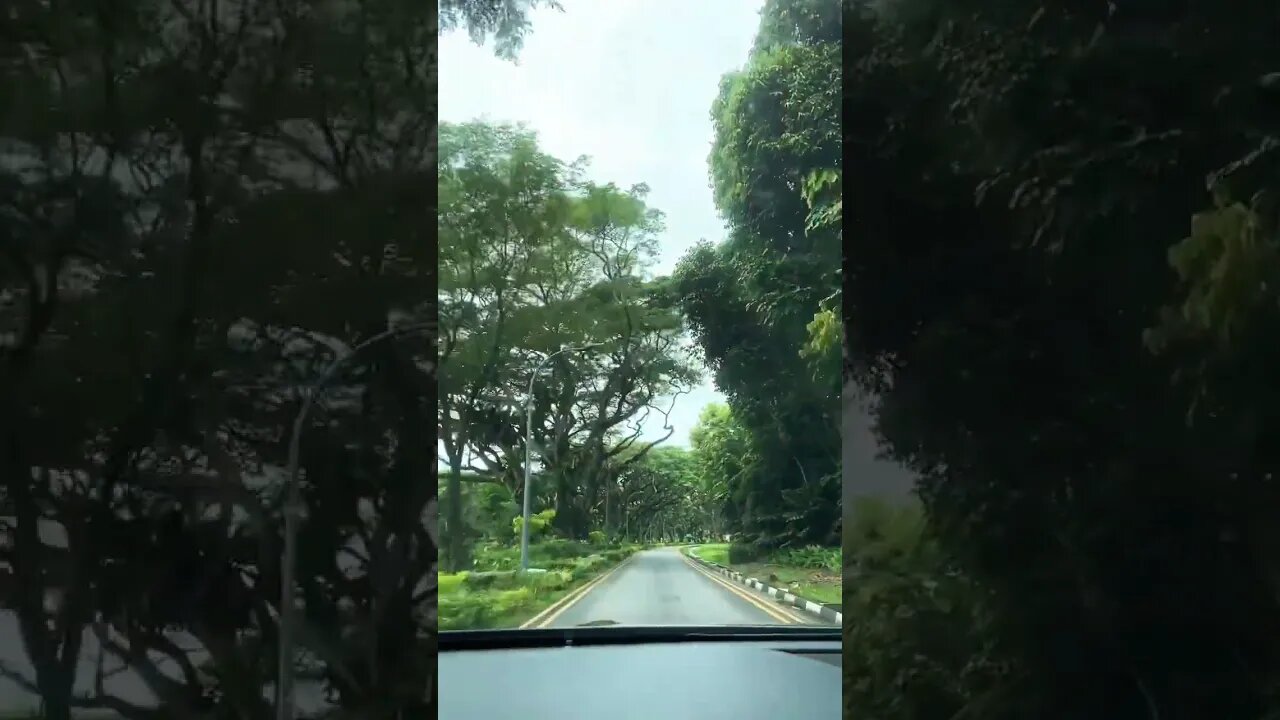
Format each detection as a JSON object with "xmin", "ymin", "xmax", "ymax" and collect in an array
[
  {"xmin": 842, "ymin": 497, "xmax": 1002, "ymax": 720},
  {"xmin": 439, "ymin": 572, "xmax": 468, "ymax": 595},
  {"xmin": 439, "ymin": 546, "xmax": 638, "ymax": 631},
  {"xmin": 533, "ymin": 538, "xmax": 587, "ymax": 560},
  {"xmin": 774, "ymin": 545, "xmax": 841, "ymax": 572},
  {"xmin": 472, "ymin": 538, "xmax": 598, "ymax": 571},
  {"xmin": 512, "ymin": 508, "xmax": 557, "ymax": 539},
  {"xmin": 543, "ymin": 557, "xmax": 578, "ymax": 572},
  {"xmin": 568, "ymin": 554, "xmax": 607, "ymax": 580},
  {"xmin": 588, "ymin": 530, "xmax": 607, "ymax": 545},
  {"xmin": 728, "ymin": 542, "xmax": 766, "ymax": 564},
  {"xmin": 439, "ymin": 594, "xmax": 492, "ymax": 631},
  {"xmin": 534, "ymin": 570, "xmax": 574, "ymax": 591},
  {"xmin": 463, "ymin": 570, "xmax": 521, "ymax": 591},
  {"xmin": 491, "ymin": 587, "xmax": 534, "ymax": 617},
  {"xmin": 472, "ymin": 545, "xmax": 520, "ymax": 571}
]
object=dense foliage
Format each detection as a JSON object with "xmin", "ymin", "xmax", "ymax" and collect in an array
[
  {"xmin": 674, "ymin": 0, "xmax": 842, "ymax": 551},
  {"xmin": 844, "ymin": 0, "xmax": 1280, "ymax": 717},
  {"xmin": 0, "ymin": 1, "xmax": 544, "ymax": 717},
  {"xmin": 436, "ymin": 120, "xmax": 700, "ymax": 570}
]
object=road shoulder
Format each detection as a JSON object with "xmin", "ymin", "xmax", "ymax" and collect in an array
[{"xmin": 682, "ymin": 546, "xmax": 843, "ymax": 625}]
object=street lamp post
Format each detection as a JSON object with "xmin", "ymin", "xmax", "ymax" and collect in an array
[
  {"xmin": 519, "ymin": 342, "xmax": 601, "ymax": 572},
  {"xmin": 277, "ymin": 321, "xmax": 430, "ymax": 720}
]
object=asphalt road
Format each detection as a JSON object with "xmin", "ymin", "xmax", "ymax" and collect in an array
[{"xmin": 544, "ymin": 547, "xmax": 817, "ymax": 628}]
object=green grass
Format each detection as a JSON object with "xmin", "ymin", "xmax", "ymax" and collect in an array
[
  {"xmin": 732, "ymin": 562, "xmax": 842, "ymax": 605},
  {"xmin": 687, "ymin": 543, "xmax": 841, "ymax": 607},
  {"xmin": 440, "ymin": 541, "xmax": 641, "ymax": 630},
  {"xmin": 486, "ymin": 581, "xmax": 582, "ymax": 628},
  {"xmin": 439, "ymin": 571, "xmax": 467, "ymax": 594},
  {"xmin": 689, "ymin": 543, "xmax": 730, "ymax": 565}
]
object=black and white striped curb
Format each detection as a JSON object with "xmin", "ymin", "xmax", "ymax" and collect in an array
[{"xmin": 685, "ymin": 549, "xmax": 842, "ymax": 625}]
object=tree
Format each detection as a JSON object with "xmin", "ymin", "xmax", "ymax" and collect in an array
[
  {"xmin": 674, "ymin": 0, "xmax": 841, "ymax": 549},
  {"xmin": 438, "ymin": 120, "xmax": 698, "ymax": 565},
  {"xmin": 0, "ymin": 0, "xmax": 522, "ymax": 715},
  {"xmin": 439, "ymin": 0, "xmax": 563, "ymax": 60},
  {"xmin": 842, "ymin": 0, "xmax": 1280, "ymax": 716},
  {"xmin": 437, "ymin": 120, "xmax": 577, "ymax": 570},
  {"xmin": 610, "ymin": 446, "xmax": 701, "ymax": 543},
  {"xmin": 1, "ymin": 1, "xmax": 280, "ymax": 714},
  {"xmin": 688, "ymin": 404, "xmax": 753, "ymax": 539}
]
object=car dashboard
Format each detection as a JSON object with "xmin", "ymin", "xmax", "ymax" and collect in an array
[{"xmin": 438, "ymin": 626, "xmax": 842, "ymax": 720}]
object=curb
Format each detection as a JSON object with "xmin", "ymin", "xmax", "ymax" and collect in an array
[{"xmin": 684, "ymin": 547, "xmax": 842, "ymax": 625}]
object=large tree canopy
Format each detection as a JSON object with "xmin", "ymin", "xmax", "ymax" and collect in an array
[
  {"xmin": 0, "ymin": 2, "xmax": 529, "ymax": 717},
  {"xmin": 674, "ymin": 0, "xmax": 841, "ymax": 549},
  {"xmin": 439, "ymin": 0, "xmax": 562, "ymax": 59},
  {"xmin": 842, "ymin": 0, "xmax": 1280, "ymax": 717},
  {"xmin": 437, "ymin": 120, "xmax": 698, "ymax": 569}
]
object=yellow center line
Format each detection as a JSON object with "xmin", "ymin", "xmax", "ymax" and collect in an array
[
  {"xmin": 521, "ymin": 554, "xmax": 635, "ymax": 629},
  {"xmin": 680, "ymin": 552, "xmax": 802, "ymax": 625}
]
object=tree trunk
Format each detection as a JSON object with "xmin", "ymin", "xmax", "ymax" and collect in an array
[
  {"xmin": 40, "ymin": 678, "xmax": 72, "ymax": 720},
  {"xmin": 445, "ymin": 459, "xmax": 467, "ymax": 572},
  {"xmin": 604, "ymin": 483, "xmax": 614, "ymax": 539},
  {"xmin": 553, "ymin": 471, "xmax": 573, "ymax": 538}
]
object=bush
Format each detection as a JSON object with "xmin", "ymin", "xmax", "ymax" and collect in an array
[
  {"xmin": 471, "ymin": 538, "xmax": 596, "ymax": 571},
  {"xmin": 533, "ymin": 538, "xmax": 589, "ymax": 560},
  {"xmin": 534, "ymin": 570, "xmax": 574, "ymax": 591},
  {"xmin": 439, "ymin": 572, "xmax": 467, "ymax": 595},
  {"xmin": 472, "ymin": 544, "xmax": 520, "ymax": 571},
  {"xmin": 438, "ymin": 587, "xmax": 540, "ymax": 631},
  {"xmin": 512, "ymin": 508, "xmax": 557, "ymax": 539},
  {"xmin": 842, "ymin": 497, "xmax": 1002, "ymax": 720},
  {"xmin": 568, "ymin": 554, "xmax": 607, "ymax": 580},
  {"xmin": 543, "ymin": 557, "xmax": 577, "ymax": 572},
  {"xmin": 588, "ymin": 530, "xmax": 607, "ymax": 545},
  {"xmin": 439, "ymin": 547, "xmax": 637, "ymax": 631},
  {"xmin": 439, "ymin": 594, "xmax": 492, "ymax": 631},
  {"xmin": 774, "ymin": 545, "xmax": 841, "ymax": 572},
  {"xmin": 491, "ymin": 587, "xmax": 534, "ymax": 616},
  {"xmin": 463, "ymin": 570, "xmax": 521, "ymax": 591},
  {"xmin": 728, "ymin": 542, "xmax": 766, "ymax": 564}
]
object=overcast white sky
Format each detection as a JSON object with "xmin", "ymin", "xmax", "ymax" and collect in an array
[{"xmin": 439, "ymin": 0, "xmax": 766, "ymax": 448}]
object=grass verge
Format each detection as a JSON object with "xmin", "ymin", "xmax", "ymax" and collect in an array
[
  {"xmin": 689, "ymin": 542, "xmax": 729, "ymax": 565},
  {"xmin": 686, "ymin": 542, "xmax": 841, "ymax": 607},
  {"xmin": 439, "ymin": 541, "xmax": 643, "ymax": 630},
  {"xmin": 730, "ymin": 562, "xmax": 841, "ymax": 605}
]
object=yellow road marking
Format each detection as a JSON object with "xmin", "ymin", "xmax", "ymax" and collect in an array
[
  {"xmin": 520, "ymin": 554, "xmax": 636, "ymax": 629},
  {"xmin": 679, "ymin": 552, "xmax": 804, "ymax": 625}
]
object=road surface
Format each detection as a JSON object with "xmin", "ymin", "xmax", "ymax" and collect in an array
[{"xmin": 543, "ymin": 547, "xmax": 822, "ymax": 628}]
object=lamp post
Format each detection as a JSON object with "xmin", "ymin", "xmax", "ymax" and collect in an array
[
  {"xmin": 519, "ymin": 342, "xmax": 601, "ymax": 572},
  {"xmin": 277, "ymin": 321, "xmax": 430, "ymax": 720}
]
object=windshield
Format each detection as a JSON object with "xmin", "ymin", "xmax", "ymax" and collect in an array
[{"xmin": 437, "ymin": 0, "xmax": 841, "ymax": 633}]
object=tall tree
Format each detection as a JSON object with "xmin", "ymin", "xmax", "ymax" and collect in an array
[
  {"xmin": 688, "ymin": 404, "xmax": 754, "ymax": 539},
  {"xmin": 0, "ymin": 0, "xmax": 529, "ymax": 714},
  {"xmin": 842, "ymin": 0, "xmax": 1280, "ymax": 716},
  {"xmin": 438, "ymin": 121, "xmax": 696, "ymax": 563},
  {"xmin": 674, "ymin": 0, "xmax": 841, "ymax": 548},
  {"xmin": 437, "ymin": 120, "xmax": 577, "ymax": 570}
]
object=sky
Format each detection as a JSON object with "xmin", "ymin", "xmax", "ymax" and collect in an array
[{"xmin": 439, "ymin": 0, "xmax": 767, "ymax": 448}]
